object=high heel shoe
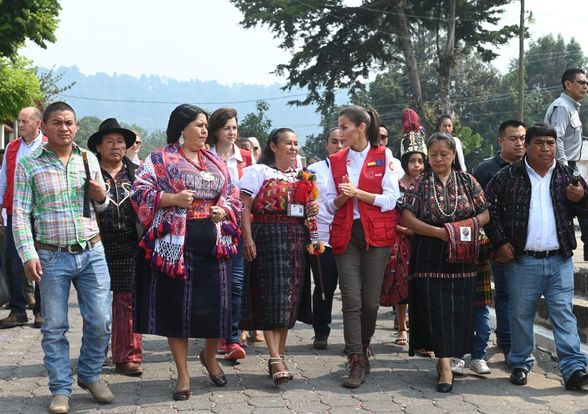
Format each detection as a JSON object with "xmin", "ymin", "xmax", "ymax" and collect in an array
[
  {"xmin": 199, "ymin": 351, "xmax": 227, "ymax": 386},
  {"xmin": 268, "ymin": 357, "xmax": 289, "ymax": 385},
  {"xmin": 280, "ymin": 355, "xmax": 294, "ymax": 380},
  {"xmin": 436, "ymin": 363, "xmax": 454, "ymax": 393}
]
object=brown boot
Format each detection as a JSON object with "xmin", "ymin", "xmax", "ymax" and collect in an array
[
  {"xmin": 342, "ymin": 354, "xmax": 366, "ymax": 388},
  {"xmin": 33, "ymin": 312, "xmax": 43, "ymax": 329},
  {"xmin": 0, "ymin": 312, "xmax": 28, "ymax": 329}
]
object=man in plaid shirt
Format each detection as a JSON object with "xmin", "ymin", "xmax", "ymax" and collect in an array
[{"xmin": 12, "ymin": 102, "xmax": 114, "ymax": 414}]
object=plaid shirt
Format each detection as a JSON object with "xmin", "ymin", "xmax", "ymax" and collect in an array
[{"xmin": 13, "ymin": 144, "xmax": 108, "ymax": 263}]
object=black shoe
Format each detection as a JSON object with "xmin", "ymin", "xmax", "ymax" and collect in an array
[
  {"xmin": 565, "ymin": 370, "xmax": 588, "ymax": 390},
  {"xmin": 510, "ymin": 368, "xmax": 528, "ymax": 385},
  {"xmin": 436, "ymin": 363, "xmax": 454, "ymax": 393},
  {"xmin": 312, "ymin": 336, "xmax": 328, "ymax": 350},
  {"xmin": 199, "ymin": 352, "xmax": 227, "ymax": 386}
]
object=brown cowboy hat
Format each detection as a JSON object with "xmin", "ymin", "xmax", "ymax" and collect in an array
[{"xmin": 87, "ymin": 118, "xmax": 136, "ymax": 153}]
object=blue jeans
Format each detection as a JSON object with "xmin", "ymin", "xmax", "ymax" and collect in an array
[
  {"xmin": 309, "ymin": 247, "xmax": 339, "ymax": 338},
  {"xmin": 472, "ymin": 306, "xmax": 491, "ymax": 360},
  {"xmin": 227, "ymin": 238, "xmax": 243, "ymax": 344},
  {"xmin": 505, "ymin": 255, "xmax": 587, "ymax": 381},
  {"xmin": 6, "ymin": 215, "xmax": 26, "ymax": 314},
  {"xmin": 490, "ymin": 261, "xmax": 510, "ymax": 353},
  {"xmin": 38, "ymin": 242, "xmax": 112, "ymax": 397}
]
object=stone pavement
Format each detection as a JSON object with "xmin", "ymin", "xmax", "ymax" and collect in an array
[{"xmin": 0, "ymin": 290, "xmax": 587, "ymax": 414}]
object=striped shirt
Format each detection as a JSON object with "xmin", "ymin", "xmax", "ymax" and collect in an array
[{"xmin": 12, "ymin": 144, "xmax": 108, "ymax": 263}]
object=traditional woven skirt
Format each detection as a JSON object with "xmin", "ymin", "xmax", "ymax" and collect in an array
[
  {"xmin": 408, "ymin": 234, "xmax": 476, "ymax": 358},
  {"xmin": 240, "ymin": 221, "xmax": 311, "ymax": 330},
  {"xmin": 133, "ymin": 219, "xmax": 231, "ymax": 338}
]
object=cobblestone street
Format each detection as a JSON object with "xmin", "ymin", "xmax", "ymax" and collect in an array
[{"xmin": 0, "ymin": 290, "xmax": 587, "ymax": 413}]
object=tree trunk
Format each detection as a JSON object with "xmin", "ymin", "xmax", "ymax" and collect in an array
[
  {"xmin": 439, "ymin": 0, "xmax": 456, "ymax": 117},
  {"xmin": 391, "ymin": 0, "xmax": 425, "ymax": 120}
]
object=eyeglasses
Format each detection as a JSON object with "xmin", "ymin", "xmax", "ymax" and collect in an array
[
  {"xmin": 573, "ymin": 80, "xmax": 588, "ymax": 87},
  {"xmin": 380, "ymin": 134, "xmax": 388, "ymax": 139},
  {"xmin": 135, "ymin": 141, "xmax": 142, "ymax": 145}
]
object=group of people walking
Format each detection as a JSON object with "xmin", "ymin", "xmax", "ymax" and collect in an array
[{"xmin": 2, "ymin": 67, "xmax": 588, "ymax": 414}]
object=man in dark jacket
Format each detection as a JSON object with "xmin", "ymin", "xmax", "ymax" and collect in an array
[{"xmin": 485, "ymin": 123, "xmax": 588, "ymax": 390}]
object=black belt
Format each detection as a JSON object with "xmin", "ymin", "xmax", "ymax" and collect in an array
[{"xmin": 522, "ymin": 249, "xmax": 561, "ymax": 259}]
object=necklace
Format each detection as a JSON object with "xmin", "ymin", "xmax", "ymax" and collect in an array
[
  {"xmin": 178, "ymin": 144, "xmax": 215, "ymax": 182},
  {"xmin": 273, "ymin": 164, "xmax": 296, "ymax": 184},
  {"xmin": 431, "ymin": 171, "xmax": 458, "ymax": 218}
]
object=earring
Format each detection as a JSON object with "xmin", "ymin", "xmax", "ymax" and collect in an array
[{"xmin": 179, "ymin": 135, "xmax": 185, "ymax": 146}]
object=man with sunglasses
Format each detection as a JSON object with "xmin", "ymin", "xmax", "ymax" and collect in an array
[{"xmin": 545, "ymin": 68, "xmax": 588, "ymax": 258}]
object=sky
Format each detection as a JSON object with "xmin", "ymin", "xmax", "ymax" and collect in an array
[{"xmin": 21, "ymin": 0, "xmax": 588, "ymax": 86}]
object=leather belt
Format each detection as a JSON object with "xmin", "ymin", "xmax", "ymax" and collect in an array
[
  {"xmin": 35, "ymin": 234, "xmax": 101, "ymax": 254},
  {"xmin": 522, "ymin": 249, "xmax": 561, "ymax": 259}
]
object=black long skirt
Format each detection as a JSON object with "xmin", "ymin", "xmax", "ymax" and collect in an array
[
  {"xmin": 133, "ymin": 219, "xmax": 231, "ymax": 338},
  {"xmin": 408, "ymin": 234, "xmax": 476, "ymax": 358}
]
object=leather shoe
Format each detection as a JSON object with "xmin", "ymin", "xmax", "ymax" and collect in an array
[
  {"xmin": 172, "ymin": 389, "xmax": 190, "ymax": 401},
  {"xmin": 33, "ymin": 312, "xmax": 43, "ymax": 329},
  {"xmin": 115, "ymin": 362, "xmax": 144, "ymax": 376},
  {"xmin": 0, "ymin": 312, "xmax": 28, "ymax": 329},
  {"xmin": 49, "ymin": 395, "xmax": 69, "ymax": 414},
  {"xmin": 199, "ymin": 351, "xmax": 227, "ymax": 386},
  {"xmin": 77, "ymin": 379, "xmax": 114, "ymax": 403},
  {"xmin": 565, "ymin": 369, "xmax": 588, "ymax": 390},
  {"xmin": 510, "ymin": 368, "xmax": 528, "ymax": 385},
  {"xmin": 436, "ymin": 364, "xmax": 454, "ymax": 393}
]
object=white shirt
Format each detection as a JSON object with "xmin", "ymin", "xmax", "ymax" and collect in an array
[
  {"xmin": 308, "ymin": 159, "xmax": 334, "ymax": 245},
  {"xmin": 524, "ymin": 158, "xmax": 560, "ymax": 251},
  {"xmin": 239, "ymin": 163, "xmax": 296, "ymax": 198},
  {"xmin": 325, "ymin": 145, "xmax": 401, "ymax": 219},
  {"xmin": 0, "ymin": 130, "xmax": 45, "ymax": 204},
  {"xmin": 210, "ymin": 143, "xmax": 256, "ymax": 183},
  {"xmin": 454, "ymin": 136, "xmax": 467, "ymax": 171}
]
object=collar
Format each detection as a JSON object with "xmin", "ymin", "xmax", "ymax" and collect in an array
[
  {"xmin": 496, "ymin": 152, "xmax": 516, "ymax": 166},
  {"xmin": 524, "ymin": 156, "xmax": 556, "ymax": 179},
  {"xmin": 211, "ymin": 144, "xmax": 243, "ymax": 162},
  {"xmin": 349, "ymin": 143, "xmax": 370, "ymax": 157},
  {"xmin": 37, "ymin": 142, "xmax": 80, "ymax": 159},
  {"xmin": 561, "ymin": 92, "xmax": 582, "ymax": 109}
]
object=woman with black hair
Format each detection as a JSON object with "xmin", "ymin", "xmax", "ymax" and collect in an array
[
  {"xmin": 131, "ymin": 104, "xmax": 242, "ymax": 400},
  {"xmin": 239, "ymin": 128, "xmax": 315, "ymax": 385},
  {"xmin": 401, "ymin": 132, "xmax": 489, "ymax": 393},
  {"xmin": 324, "ymin": 105, "xmax": 401, "ymax": 389},
  {"xmin": 437, "ymin": 115, "xmax": 467, "ymax": 171}
]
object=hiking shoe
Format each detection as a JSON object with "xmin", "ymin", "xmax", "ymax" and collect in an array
[
  {"xmin": 49, "ymin": 395, "xmax": 70, "ymax": 414},
  {"xmin": 77, "ymin": 379, "xmax": 114, "ymax": 403},
  {"xmin": 224, "ymin": 343, "xmax": 246, "ymax": 361},
  {"xmin": 33, "ymin": 312, "xmax": 43, "ymax": 329},
  {"xmin": 470, "ymin": 359, "xmax": 491, "ymax": 374},
  {"xmin": 312, "ymin": 336, "xmax": 328, "ymax": 350},
  {"xmin": 0, "ymin": 312, "xmax": 28, "ymax": 329},
  {"xmin": 450, "ymin": 358, "xmax": 465, "ymax": 376},
  {"xmin": 342, "ymin": 354, "xmax": 366, "ymax": 388}
]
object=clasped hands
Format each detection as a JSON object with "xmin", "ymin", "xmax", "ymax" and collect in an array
[{"xmin": 173, "ymin": 190, "xmax": 226, "ymax": 223}]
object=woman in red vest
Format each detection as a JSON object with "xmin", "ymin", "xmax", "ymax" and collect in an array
[
  {"xmin": 207, "ymin": 108, "xmax": 255, "ymax": 362},
  {"xmin": 324, "ymin": 105, "xmax": 401, "ymax": 389}
]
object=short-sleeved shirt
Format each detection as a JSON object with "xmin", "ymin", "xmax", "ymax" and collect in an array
[{"xmin": 239, "ymin": 164, "xmax": 298, "ymax": 214}]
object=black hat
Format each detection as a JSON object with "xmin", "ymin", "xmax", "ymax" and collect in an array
[{"xmin": 87, "ymin": 118, "xmax": 136, "ymax": 153}]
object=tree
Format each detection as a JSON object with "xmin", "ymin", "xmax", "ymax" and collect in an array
[
  {"xmin": 0, "ymin": 57, "xmax": 44, "ymax": 121},
  {"xmin": 231, "ymin": 0, "xmax": 518, "ymax": 118},
  {"xmin": 37, "ymin": 66, "xmax": 76, "ymax": 104},
  {"xmin": 238, "ymin": 100, "xmax": 272, "ymax": 147},
  {"xmin": 0, "ymin": 0, "xmax": 61, "ymax": 59}
]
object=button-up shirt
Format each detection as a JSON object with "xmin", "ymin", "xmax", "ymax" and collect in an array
[
  {"xmin": 0, "ymin": 130, "xmax": 45, "ymax": 203},
  {"xmin": 12, "ymin": 144, "xmax": 108, "ymax": 263},
  {"xmin": 308, "ymin": 158, "xmax": 334, "ymax": 245},
  {"xmin": 544, "ymin": 92, "xmax": 583, "ymax": 164},
  {"xmin": 524, "ymin": 158, "xmax": 560, "ymax": 251},
  {"xmin": 210, "ymin": 144, "xmax": 256, "ymax": 183}
]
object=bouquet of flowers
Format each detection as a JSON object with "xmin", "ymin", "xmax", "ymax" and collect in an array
[{"xmin": 293, "ymin": 169, "xmax": 325, "ymax": 255}]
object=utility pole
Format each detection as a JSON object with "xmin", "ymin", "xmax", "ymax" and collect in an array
[{"xmin": 518, "ymin": 0, "xmax": 525, "ymax": 122}]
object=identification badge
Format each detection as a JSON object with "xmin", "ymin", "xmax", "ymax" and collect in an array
[
  {"xmin": 287, "ymin": 203, "xmax": 305, "ymax": 217},
  {"xmin": 460, "ymin": 226, "xmax": 472, "ymax": 242}
]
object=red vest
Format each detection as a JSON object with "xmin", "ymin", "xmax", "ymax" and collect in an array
[
  {"xmin": 2, "ymin": 136, "xmax": 47, "ymax": 215},
  {"xmin": 328, "ymin": 146, "xmax": 397, "ymax": 254},
  {"xmin": 237, "ymin": 148, "xmax": 253, "ymax": 179}
]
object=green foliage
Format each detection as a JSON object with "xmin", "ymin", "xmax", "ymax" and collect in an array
[
  {"xmin": 238, "ymin": 100, "xmax": 272, "ymax": 147},
  {"xmin": 301, "ymin": 133, "xmax": 326, "ymax": 160},
  {"xmin": 0, "ymin": 0, "xmax": 61, "ymax": 59},
  {"xmin": 0, "ymin": 57, "xmax": 44, "ymax": 121},
  {"xmin": 74, "ymin": 116, "xmax": 102, "ymax": 149}
]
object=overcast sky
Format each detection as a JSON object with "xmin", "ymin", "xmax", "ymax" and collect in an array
[{"xmin": 21, "ymin": 0, "xmax": 588, "ymax": 86}]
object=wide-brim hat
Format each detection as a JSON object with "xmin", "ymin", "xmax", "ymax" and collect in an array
[{"xmin": 87, "ymin": 118, "xmax": 136, "ymax": 153}]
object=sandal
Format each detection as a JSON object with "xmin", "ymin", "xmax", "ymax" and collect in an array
[
  {"xmin": 395, "ymin": 330, "xmax": 408, "ymax": 346},
  {"xmin": 268, "ymin": 357, "xmax": 289, "ymax": 385},
  {"xmin": 281, "ymin": 355, "xmax": 294, "ymax": 380},
  {"xmin": 254, "ymin": 331, "xmax": 265, "ymax": 343}
]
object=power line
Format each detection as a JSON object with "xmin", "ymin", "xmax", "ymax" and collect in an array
[{"xmin": 57, "ymin": 93, "xmax": 309, "ymax": 105}]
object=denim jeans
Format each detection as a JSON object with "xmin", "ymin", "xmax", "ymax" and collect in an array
[
  {"xmin": 472, "ymin": 306, "xmax": 491, "ymax": 360},
  {"xmin": 505, "ymin": 255, "xmax": 587, "ymax": 381},
  {"xmin": 490, "ymin": 261, "xmax": 510, "ymax": 353},
  {"xmin": 6, "ymin": 215, "xmax": 26, "ymax": 314},
  {"xmin": 227, "ymin": 238, "xmax": 243, "ymax": 344},
  {"xmin": 38, "ymin": 241, "xmax": 112, "ymax": 397},
  {"xmin": 309, "ymin": 247, "xmax": 339, "ymax": 338}
]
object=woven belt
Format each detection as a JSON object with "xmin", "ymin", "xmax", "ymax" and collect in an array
[
  {"xmin": 522, "ymin": 249, "xmax": 561, "ymax": 259},
  {"xmin": 252, "ymin": 214, "xmax": 304, "ymax": 224},
  {"xmin": 35, "ymin": 234, "xmax": 101, "ymax": 254}
]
